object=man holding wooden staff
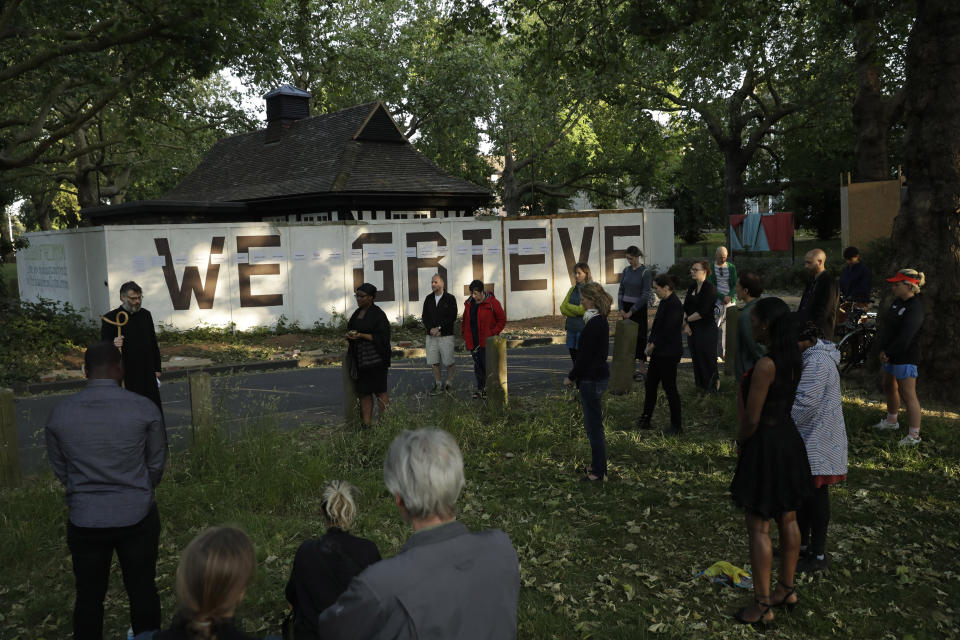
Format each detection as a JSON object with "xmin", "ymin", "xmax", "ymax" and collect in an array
[{"xmin": 101, "ymin": 281, "xmax": 163, "ymax": 413}]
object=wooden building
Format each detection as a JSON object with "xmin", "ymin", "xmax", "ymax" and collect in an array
[{"xmin": 83, "ymin": 85, "xmax": 491, "ymax": 225}]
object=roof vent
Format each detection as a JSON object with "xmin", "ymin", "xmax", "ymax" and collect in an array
[{"xmin": 264, "ymin": 84, "xmax": 312, "ymax": 143}]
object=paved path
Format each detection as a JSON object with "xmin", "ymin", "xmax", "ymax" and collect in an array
[{"xmin": 16, "ymin": 343, "xmax": 639, "ymax": 474}]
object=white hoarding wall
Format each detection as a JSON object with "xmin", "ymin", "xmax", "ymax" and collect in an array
[{"xmin": 18, "ymin": 211, "xmax": 673, "ymax": 330}]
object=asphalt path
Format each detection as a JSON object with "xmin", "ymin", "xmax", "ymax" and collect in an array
[{"xmin": 16, "ymin": 342, "xmax": 656, "ymax": 474}]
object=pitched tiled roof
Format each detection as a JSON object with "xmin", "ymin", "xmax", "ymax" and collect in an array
[{"xmin": 164, "ymin": 102, "xmax": 489, "ymax": 202}]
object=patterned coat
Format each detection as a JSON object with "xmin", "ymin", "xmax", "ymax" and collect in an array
[{"xmin": 791, "ymin": 339, "xmax": 848, "ymax": 477}]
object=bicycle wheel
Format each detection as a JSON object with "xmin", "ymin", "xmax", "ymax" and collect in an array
[{"xmin": 838, "ymin": 330, "xmax": 863, "ymax": 375}]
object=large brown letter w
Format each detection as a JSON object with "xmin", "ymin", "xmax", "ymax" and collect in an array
[{"xmin": 155, "ymin": 237, "xmax": 225, "ymax": 310}]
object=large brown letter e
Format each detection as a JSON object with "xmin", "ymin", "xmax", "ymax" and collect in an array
[
  {"xmin": 238, "ymin": 235, "xmax": 284, "ymax": 307},
  {"xmin": 604, "ymin": 225, "xmax": 643, "ymax": 284}
]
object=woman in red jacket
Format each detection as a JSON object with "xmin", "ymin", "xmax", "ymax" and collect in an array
[{"xmin": 462, "ymin": 279, "xmax": 506, "ymax": 398}]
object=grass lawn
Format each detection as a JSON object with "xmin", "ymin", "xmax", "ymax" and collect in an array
[{"xmin": 2, "ymin": 371, "xmax": 958, "ymax": 639}]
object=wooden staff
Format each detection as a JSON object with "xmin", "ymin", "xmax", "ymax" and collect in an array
[{"xmin": 100, "ymin": 310, "xmax": 129, "ymax": 353}]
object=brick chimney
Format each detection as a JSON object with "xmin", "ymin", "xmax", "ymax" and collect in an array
[{"xmin": 263, "ymin": 84, "xmax": 312, "ymax": 143}]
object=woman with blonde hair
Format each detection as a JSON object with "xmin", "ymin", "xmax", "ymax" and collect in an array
[
  {"xmin": 152, "ymin": 526, "xmax": 258, "ymax": 640},
  {"xmin": 872, "ymin": 268, "xmax": 926, "ymax": 446},
  {"xmin": 284, "ymin": 480, "xmax": 381, "ymax": 640},
  {"xmin": 564, "ymin": 282, "xmax": 613, "ymax": 482}
]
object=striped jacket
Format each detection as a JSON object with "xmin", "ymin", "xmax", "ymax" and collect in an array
[{"xmin": 791, "ymin": 340, "xmax": 848, "ymax": 477}]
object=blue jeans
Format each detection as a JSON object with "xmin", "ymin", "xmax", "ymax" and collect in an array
[{"xmin": 579, "ymin": 378, "xmax": 609, "ymax": 477}]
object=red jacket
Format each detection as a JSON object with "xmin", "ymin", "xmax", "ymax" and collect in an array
[{"xmin": 462, "ymin": 294, "xmax": 506, "ymax": 350}]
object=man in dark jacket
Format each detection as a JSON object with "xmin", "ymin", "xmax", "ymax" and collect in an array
[
  {"xmin": 318, "ymin": 428, "xmax": 521, "ymax": 640},
  {"xmin": 421, "ymin": 273, "xmax": 458, "ymax": 394},
  {"xmin": 798, "ymin": 249, "xmax": 839, "ymax": 339},
  {"xmin": 100, "ymin": 281, "xmax": 163, "ymax": 413}
]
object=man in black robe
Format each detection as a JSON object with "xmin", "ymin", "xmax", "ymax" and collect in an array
[{"xmin": 101, "ymin": 281, "xmax": 163, "ymax": 413}]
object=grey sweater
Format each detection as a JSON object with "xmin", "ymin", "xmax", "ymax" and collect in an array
[{"xmin": 618, "ymin": 264, "xmax": 652, "ymax": 311}]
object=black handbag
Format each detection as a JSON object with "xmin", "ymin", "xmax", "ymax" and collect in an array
[{"xmin": 354, "ymin": 339, "xmax": 383, "ymax": 369}]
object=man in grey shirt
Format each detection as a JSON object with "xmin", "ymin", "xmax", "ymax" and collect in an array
[
  {"xmin": 319, "ymin": 428, "xmax": 521, "ymax": 639},
  {"xmin": 45, "ymin": 342, "xmax": 167, "ymax": 640}
]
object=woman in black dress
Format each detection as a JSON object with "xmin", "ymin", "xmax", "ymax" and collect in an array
[
  {"xmin": 346, "ymin": 283, "xmax": 391, "ymax": 426},
  {"xmin": 284, "ymin": 480, "xmax": 382, "ymax": 640},
  {"xmin": 683, "ymin": 259, "xmax": 719, "ymax": 392},
  {"xmin": 729, "ymin": 297, "xmax": 811, "ymax": 627},
  {"xmin": 637, "ymin": 274, "xmax": 684, "ymax": 435}
]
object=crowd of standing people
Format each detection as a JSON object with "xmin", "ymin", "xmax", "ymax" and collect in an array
[{"xmin": 41, "ymin": 243, "xmax": 929, "ymax": 638}]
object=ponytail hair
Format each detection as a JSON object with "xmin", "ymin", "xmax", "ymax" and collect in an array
[
  {"xmin": 751, "ymin": 297, "xmax": 802, "ymax": 388},
  {"xmin": 321, "ymin": 479, "xmax": 360, "ymax": 531},
  {"xmin": 175, "ymin": 526, "xmax": 256, "ymax": 640}
]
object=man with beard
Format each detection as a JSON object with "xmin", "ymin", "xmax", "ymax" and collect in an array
[{"xmin": 101, "ymin": 281, "xmax": 163, "ymax": 413}]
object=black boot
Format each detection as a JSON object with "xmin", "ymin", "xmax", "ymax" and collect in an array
[{"xmin": 636, "ymin": 415, "xmax": 653, "ymax": 430}]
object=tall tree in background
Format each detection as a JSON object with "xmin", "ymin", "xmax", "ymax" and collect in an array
[{"xmin": 890, "ymin": 0, "xmax": 960, "ymax": 392}]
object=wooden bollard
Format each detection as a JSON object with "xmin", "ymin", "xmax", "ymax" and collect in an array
[
  {"xmin": 188, "ymin": 373, "xmax": 213, "ymax": 437},
  {"xmin": 725, "ymin": 306, "xmax": 741, "ymax": 377},
  {"xmin": 485, "ymin": 336, "xmax": 508, "ymax": 412},
  {"xmin": 608, "ymin": 319, "xmax": 638, "ymax": 395},
  {"xmin": 0, "ymin": 388, "xmax": 20, "ymax": 487},
  {"xmin": 342, "ymin": 352, "xmax": 360, "ymax": 428}
]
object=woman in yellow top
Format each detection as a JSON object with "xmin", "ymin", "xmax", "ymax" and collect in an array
[{"xmin": 560, "ymin": 262, "xmax": 592, "ymax": 362}]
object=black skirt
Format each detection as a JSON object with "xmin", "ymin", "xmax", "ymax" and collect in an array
[{"xmin": 354, "ymin": 364, "xmax": 388, "ymax": 395}]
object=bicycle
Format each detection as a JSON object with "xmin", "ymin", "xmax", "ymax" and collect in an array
[{"xmin": 836, "ymin": 304, "xmax": 877, "ymax": 375}]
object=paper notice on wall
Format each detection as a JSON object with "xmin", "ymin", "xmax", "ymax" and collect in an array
[
  {"xmin": 471, "ymin": 245, "xmax": 484, "ymax": 255},
  {"xmin": 404, "ymin": 247, "xmax": 417, "ymax": 257},
  {"xmin": 174, "ymin": 255, "xmax": 188, "ymax": 266},
  {"xmin": 132, "ymin": 256, "xmax": 147, "ymax": 273},
  {"xmin": 507, "ymin": 244, "xmax": 519, "ymax": 255},
  {"xmin": 293, "ymin": 251, "xmax": 307, "ymax": 261},
  {"xmin": 150, "ymin": 255, "xmax": 167, "ymax": 267},
  {"xmin": 233, "ymin": 253, "xmax": 249, "ymax": 264},
  {"xmin": 365, "ymin": 247, "xmax": 380, "ymax": 259},
  {"xmin": 455, "ymin": 244, "xmax": 470, "ymax": 256},
  {"xmin": 191, "ymin": 254, "xmax": 205, "ymax": 265},
  {"xmin": 486, "ymin": 245, "xmax": 500, "ymax": 255},
  {"xmin": 327, "ymin": 249, "xmax": 343, "ymax": 261},
  {"xmin": 436, "ymin": 245, "xmax": 449, "ymax": 256},
  {"xmin": 536, "ymin": 241, "xmax": 550, "ymax": 254},
  {"xmin": 271, "ymin": 250, "xmax": 286, "ymax": 261},
  {"xmin": 381, "ymin": 247, "xmax": 397, "ymax": 259},
  {"xmin": 350, "ymin": 249, "xmax": 362, "ymax": 261},
  {"xmin": 252, "ymin": 253, "xmax": 268, "ymax": 264},
  {"xmin": 210, "ymin": 253, "xmax": 227, "ymax": 265},
  {"xmin": 519, "ymin": 243, "xmax": 535, "ymax": 255},
  {"xmin": 418, "ymin": 246, "xmax": 436, "ymax": 258}
]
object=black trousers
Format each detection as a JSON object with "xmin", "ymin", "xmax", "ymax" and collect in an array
[
  {"xmin": 471, "ymin": 347, "xmax": 487, "ymax": 390},
  {"xmin": 797, "ymin": 485, "xmax": 831, "ymax": 556},
  {"xmin": 688, "ymin": 323, "xmax": 718, "ymax": 390},
  {"xmin": 67, "ymin": 503, "xmax": 161, "ymax": 640},
  {"xmin": 643, "ymin": 356, "xmax": 682, "ymax": 428},
  {"xmin": 626, "ymin": 303, "xmax": 648, "ymax": 363}
]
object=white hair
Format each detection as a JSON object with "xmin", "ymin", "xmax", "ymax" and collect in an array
[{"xmin": 384, "ymin": 428, "xmax": 465, "ymax": 520}]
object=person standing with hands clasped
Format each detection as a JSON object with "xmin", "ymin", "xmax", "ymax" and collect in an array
[
  {"xmin": 637, "ymin": 274, "xmax": 684, "ymax": 436},
  {"xmin": 462, "ymin": 280, "xmax": 506, "ymax": 399},
  {"xmin": 683, "ymin": 260, "xmax": 719, "ymax": 393},
  {"xmin": 872, "ymin": 269, "xmax": 926, "ymax": 446},
  {"xmin": 707, "ymin": 246, "xmax": 737, "ymax": 360},
  {"xmin": 421, "ymin": 273, "xmax": 458, "ymax": 394},
  {"xmin": 564, "ymin": 283, "xmax": 613, "ymax": 482},
  {"xmin": 346, "ymin": 283, "xmax": 391, "ymax": 426},
  {"xmin": 618, "ymin": 246, "xmax": 653, "ymax": 380}
]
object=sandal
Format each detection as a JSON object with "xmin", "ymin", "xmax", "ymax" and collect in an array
[
  {"xmin": 733, "ymin": 597, "xmax": 774, "ymax": 628},
  {"xmin": 770, "ymin": 580, "xmax": 798, "ymax": 612}
]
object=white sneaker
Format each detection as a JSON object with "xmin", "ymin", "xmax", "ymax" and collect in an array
[
  {"xmin": 899, "ymin": 434, "xmax": 921, "ymax": 446},
  {"xmin": 873, "ymin": 419, "xmax": 899, "ymax": 431}
]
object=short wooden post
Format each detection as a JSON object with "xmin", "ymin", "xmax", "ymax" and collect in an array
[
  {"xmin": 0, "ymin": 388, "xmax": 20, "ymax": 487},
  {"xmin": 342, "ymin": 352, "xmax": 360, "ymax": 427},
  {"xmin": 486, "ymin": 336, "xmax": 508, "ymax": 413},
  {"xmin": 725, "ymin": 306, "xmax": 741, "ymax": 377},
  {"xmin": 608, "ymin": 320, "xmax": 638, "ymax": 395},
  {"xmin": 188, "ymin": 373, "xmax": 213, "ymax": 438}
]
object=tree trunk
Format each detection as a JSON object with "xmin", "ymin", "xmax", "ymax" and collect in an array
[
  {"xmin": 502, "ymin": 150, "xmax": 520, "ymax": 216},
  {"xmin": 722, "ymin": 146, "xmax": 748, "ymax": 217},
  {"xmin": 850, "ymin": 0, "xmax": 901, "ymax": 181},
  {"xmin": 891, "ymin": 0, "xmax": 960, "ymax": 396}
]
